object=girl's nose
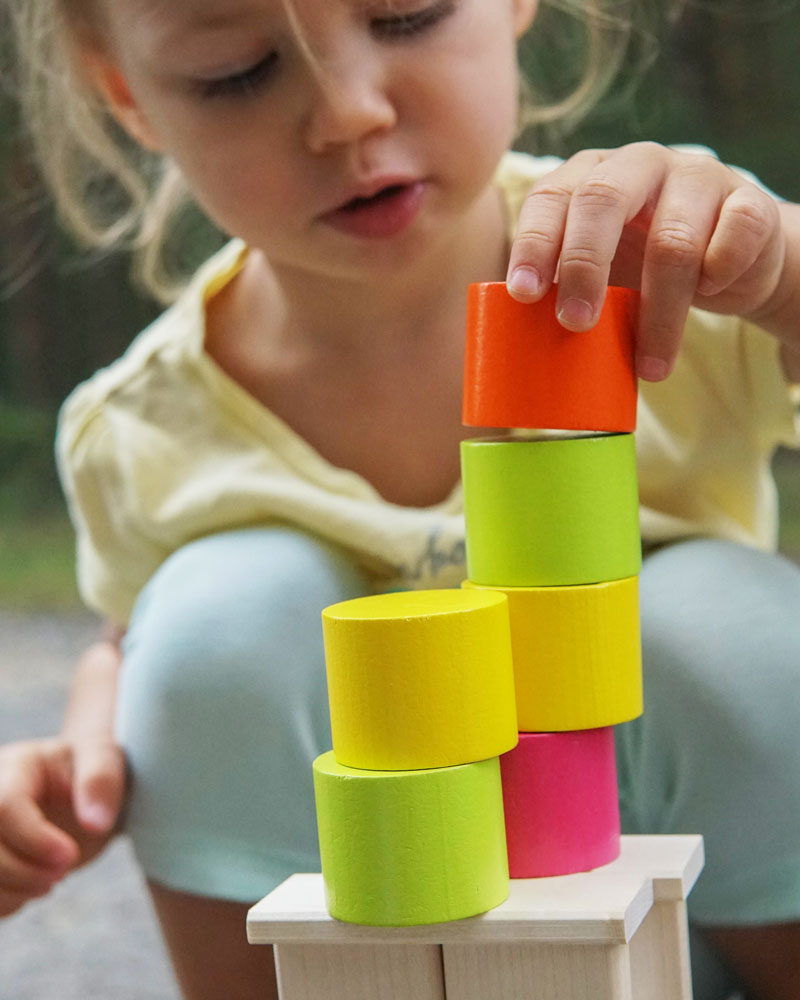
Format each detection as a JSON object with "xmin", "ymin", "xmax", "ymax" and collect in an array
[{"xmin": 304, "ymin": 65, "xmax": 397, "ymax": 154}]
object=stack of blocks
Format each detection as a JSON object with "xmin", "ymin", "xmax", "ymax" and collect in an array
[{"xmin": 312, "ymin": 282, "xmax": 643, "ymax": 926}]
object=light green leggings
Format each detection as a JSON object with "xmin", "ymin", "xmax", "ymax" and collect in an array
[{"xmin": 117, "ymin": 528, "xmax": 800, "ymax": 1000}]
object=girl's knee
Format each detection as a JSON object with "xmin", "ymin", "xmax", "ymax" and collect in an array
[
  {"xmin": 621, "ymin": 538, "xmax": 800, "ymax": 836},
  {"xmin": 123, "ymin": 527, "xmax": 372, "ymax": 680},
  {"xmin": 129, "ymin": 525, "xmax": 372, "ymax": 627},
  {"xmin": 115, "ymin": 529, "xmax": 367, "ymax": 886},
  {"xmin": 116, "ymin": 527, "xmax": 372, "ymax": 783},
  {"xmin": 639, "ymin": 538, "xmax": 800, "ymax": 696}
]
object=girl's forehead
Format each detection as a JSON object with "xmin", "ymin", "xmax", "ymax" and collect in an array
[
  {"xmin": 104, "ymin": 0, "xmax": 415, "ymax": 54},
  {"xmin": 99, "ymin": 0, "xmax": 287, "ymax": 54},
  {"xmin": 125, "ymin": 0, "xmax": 282, "ymax": 28},
  {"xmin": 124, "ymin": 0, "xmax": 401, "ymax": 25}
]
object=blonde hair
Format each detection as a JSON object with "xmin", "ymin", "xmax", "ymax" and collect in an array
[
  {"xmin": 2, "ymin": 0, "xmax": 670, "ymax": 304},
  {"xmin": 518, "ymin": 0, "xmax": 686, "ymax": 142},
  {"xmin": 3, "ymin": 0, "xmax": 201, "ymax": 302}
]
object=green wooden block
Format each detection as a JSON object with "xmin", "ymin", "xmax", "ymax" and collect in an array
[
  {"xmin": 313, "ymin": 753, "xmax": 509, "ymax": 926},
  {"xmin": 461, "ymin": 435, "xmax": 641, "ymax": 586}
]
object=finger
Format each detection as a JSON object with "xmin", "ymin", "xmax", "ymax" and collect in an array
[
  {"xmin": 0, "ymin": 795, "xmax": 79, "ymax": 869},
  {"xmin": 637, "ymin": 159, "xmax": 729, "ymax": 380},
  {"xmin": 0, "ymin": 886, "xmax": 47, "ymax": 919},
  {"xmin": 72, "ymin": 743, "xmax": 126, "ymax": 834},
  {"xmin": 554, "ymin": 142, "xmax": 673, "ymax": 330},
  {"xmin": 0, "ymin": 744, "xmax": 80, "ymax": 868},
  {"xmin": 0, "ymin": 838, "xmax": 63, "ymax": 894},
  {"xmin": 507, "ymin": 149, "xmax": 605, "ymax": 300},
  {"xmin": 698, "ymin": 185, "xmax": 780, "ymax": 296}
]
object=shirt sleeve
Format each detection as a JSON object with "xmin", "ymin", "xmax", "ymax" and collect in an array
[
  {"xmin": 738, "ymin": 317, "xmax": 800, "ymax": 452},
  {"xmin": 637, "ymin": 309, "xmax": 799, "ymax": 551},
  {"xmin": 56, "ymin": 387, "xmax": 171, "ymax": 626}
]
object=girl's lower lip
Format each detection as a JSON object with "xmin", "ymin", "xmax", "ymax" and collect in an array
[{"xmin": 321, "ymin": 181, "xmax": 426, "ymax": 239}]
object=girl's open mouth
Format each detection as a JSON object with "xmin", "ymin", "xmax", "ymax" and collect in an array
[{"xmin": 321, "ymin": 181, "xmax": 425, "ymax": 239}]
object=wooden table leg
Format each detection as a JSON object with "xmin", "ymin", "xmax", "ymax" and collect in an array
[
  {"xmin": 443, "ymin": 941, "xmax": 634, "ymax": 1000},
  {"xmin": 629, "ymin": 900, "xmax": 693, "ymax": 1000},
  {"xmin": 273, "ymin": 943, "xmax": 445, "ymax": 1000}
]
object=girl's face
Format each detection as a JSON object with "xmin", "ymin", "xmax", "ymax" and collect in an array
[{"xmin": 87, "ymin": 0, "xmax": 537, "ymax": 280}]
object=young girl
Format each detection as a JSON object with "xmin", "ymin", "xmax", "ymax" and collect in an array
[{"xmin": 1, "ymin": 1, "xmax": 799, "ymax": 998}]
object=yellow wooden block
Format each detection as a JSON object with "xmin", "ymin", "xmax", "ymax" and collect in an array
[
  {"xmin": 322, "ymin": 590, "xmax": 518, "ymax": 770},
  {"xmin": 464, "ymin": 577, "xmax": 642, "ymax": 732}
]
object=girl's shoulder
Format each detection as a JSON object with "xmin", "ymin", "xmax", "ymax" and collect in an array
[
  {"xmin": 495, "ymin": 150, "xmax": 563, "ymax": 233},
  {"xmin": 57, "ymin": 240, "xmax": 248, "ymax": 455},
  {"xmin": 496, "ymin": 149, "xmax": 564, "ymax": 185}
]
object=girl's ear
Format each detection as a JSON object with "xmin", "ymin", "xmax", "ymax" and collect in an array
[
  {"xmin": 80, "ymin": 48, "xmax": 163, "ymax": 152},
  {"xmin": 513, "ymin": 0, "xmax": 538, "ymax": 37}
]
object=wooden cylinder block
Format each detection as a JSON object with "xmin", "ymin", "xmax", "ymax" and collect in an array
[
  {"xmin": 322, "ymin": 590, "xmax": 518, "ymax": 770},
  {"xmin": 313, "ymin": 752, "xmax": 509, "ymax": 925},
  {"xmin": 500, "ymin": 729, "xmax": 620, "ymax": 878},
  {"xmin": 461, "ymin": 436, "xmax": 641, "ymax": 587},
  {"xmin": 463, "ymin": 282, "xmax": 638, "ymax": 432},
  {"xmin": 463, "ymin": 577, "xmax": 643, "ymax": 732}
]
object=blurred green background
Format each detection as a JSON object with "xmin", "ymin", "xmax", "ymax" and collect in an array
[{"xmin": 1, "ymin": 0, "xmax": 800, "ymax": 611}]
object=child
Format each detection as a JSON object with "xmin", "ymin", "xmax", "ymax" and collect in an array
[{"xmin": 1, "ymin": 1, "xmax": 799, "ymax": 998}]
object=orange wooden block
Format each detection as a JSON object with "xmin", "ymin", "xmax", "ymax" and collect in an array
[{"xmin": 463, "ymin": 283, "xmax": 639, "ymax": 432}]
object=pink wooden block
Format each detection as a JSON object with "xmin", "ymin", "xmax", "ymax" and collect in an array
[{"xmin": 500, "ymin": 729, "xmax": 620, "ymax": 878}]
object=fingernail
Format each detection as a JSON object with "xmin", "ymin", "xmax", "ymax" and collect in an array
[
  {"xmin": 507, "ymin": 266, "xmax": 541, "ymax": 299},
  {"xmin": 79, "ymin": 802, "xmax": 115, "ymax": 832},
  {"xmin": 636, "ymin": 355, "xmax": 670, "ymax": 381},
  {"xmin": 557, "ymin": 297, "xmax": 595, "ymax": 329}
]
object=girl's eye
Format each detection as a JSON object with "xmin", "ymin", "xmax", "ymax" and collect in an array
[
  {"xmin": 371, "ymin": 0, "xmax": 457, "ymax": 39},
  {"xmin": 199, "ymin": 53, "xmax": 278, "ymax": 99}
]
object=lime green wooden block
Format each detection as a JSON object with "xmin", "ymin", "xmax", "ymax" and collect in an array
[
  {"xmin": 313, "ymin": 752, "xmax": 509, "ymax": 926},
  {"xmin": 461, "ymin": 435, "xmax": 641, "ymax": 586}
]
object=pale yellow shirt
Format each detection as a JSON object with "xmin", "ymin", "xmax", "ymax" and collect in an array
[{"xmin": 57, "ymin": 151, "xmax": 800, "ymax": 625}]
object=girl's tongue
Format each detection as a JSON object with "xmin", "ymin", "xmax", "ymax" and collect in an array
[{"xmin": 322, "ymin": 181, "xmax": 425, "ymax": 239}]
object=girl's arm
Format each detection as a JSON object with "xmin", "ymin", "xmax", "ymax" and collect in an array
[
  {"xmin": 60, "ymin": 624, "xmax": 126, "ymax": 830},
  {"xmin": 0, "ymin": 625, "xmax": 126, "ymax": 918}
]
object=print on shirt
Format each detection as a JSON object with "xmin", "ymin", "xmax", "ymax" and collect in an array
[{"xmin": 396, "ymin": 526, "xmax": 467, "ymax": 588}]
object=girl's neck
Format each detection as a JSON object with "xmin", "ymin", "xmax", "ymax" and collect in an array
[{"xmin": 203, "ymin": 181, "xmax": 510, "ymax": 507}]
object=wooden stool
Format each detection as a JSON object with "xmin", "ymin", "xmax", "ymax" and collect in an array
[{"xmin": 247, "ymin": 834, "xmax": 703, "ymax": 1000}]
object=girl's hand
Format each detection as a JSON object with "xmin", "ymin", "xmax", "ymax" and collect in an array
[
  {"xmin": 0, "ymin": 736, "xmax": 125, "ymax": 917},
  {"xmin": 506, "ymin": 142, "xmax": 789, "ymax": 381}
]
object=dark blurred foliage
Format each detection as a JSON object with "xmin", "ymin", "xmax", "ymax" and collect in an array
[
  {"xmin": 522, "ymin": 0, "xmax": 800, "ymax": 192},
  {"xmin": 1, "ymin": 0, "xmax": 800, "ymax": 508}
]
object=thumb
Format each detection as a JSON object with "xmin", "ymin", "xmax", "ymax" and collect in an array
[{"xmin": 71, "ymin": 742, "xmax": 126, "ymax": 834}]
